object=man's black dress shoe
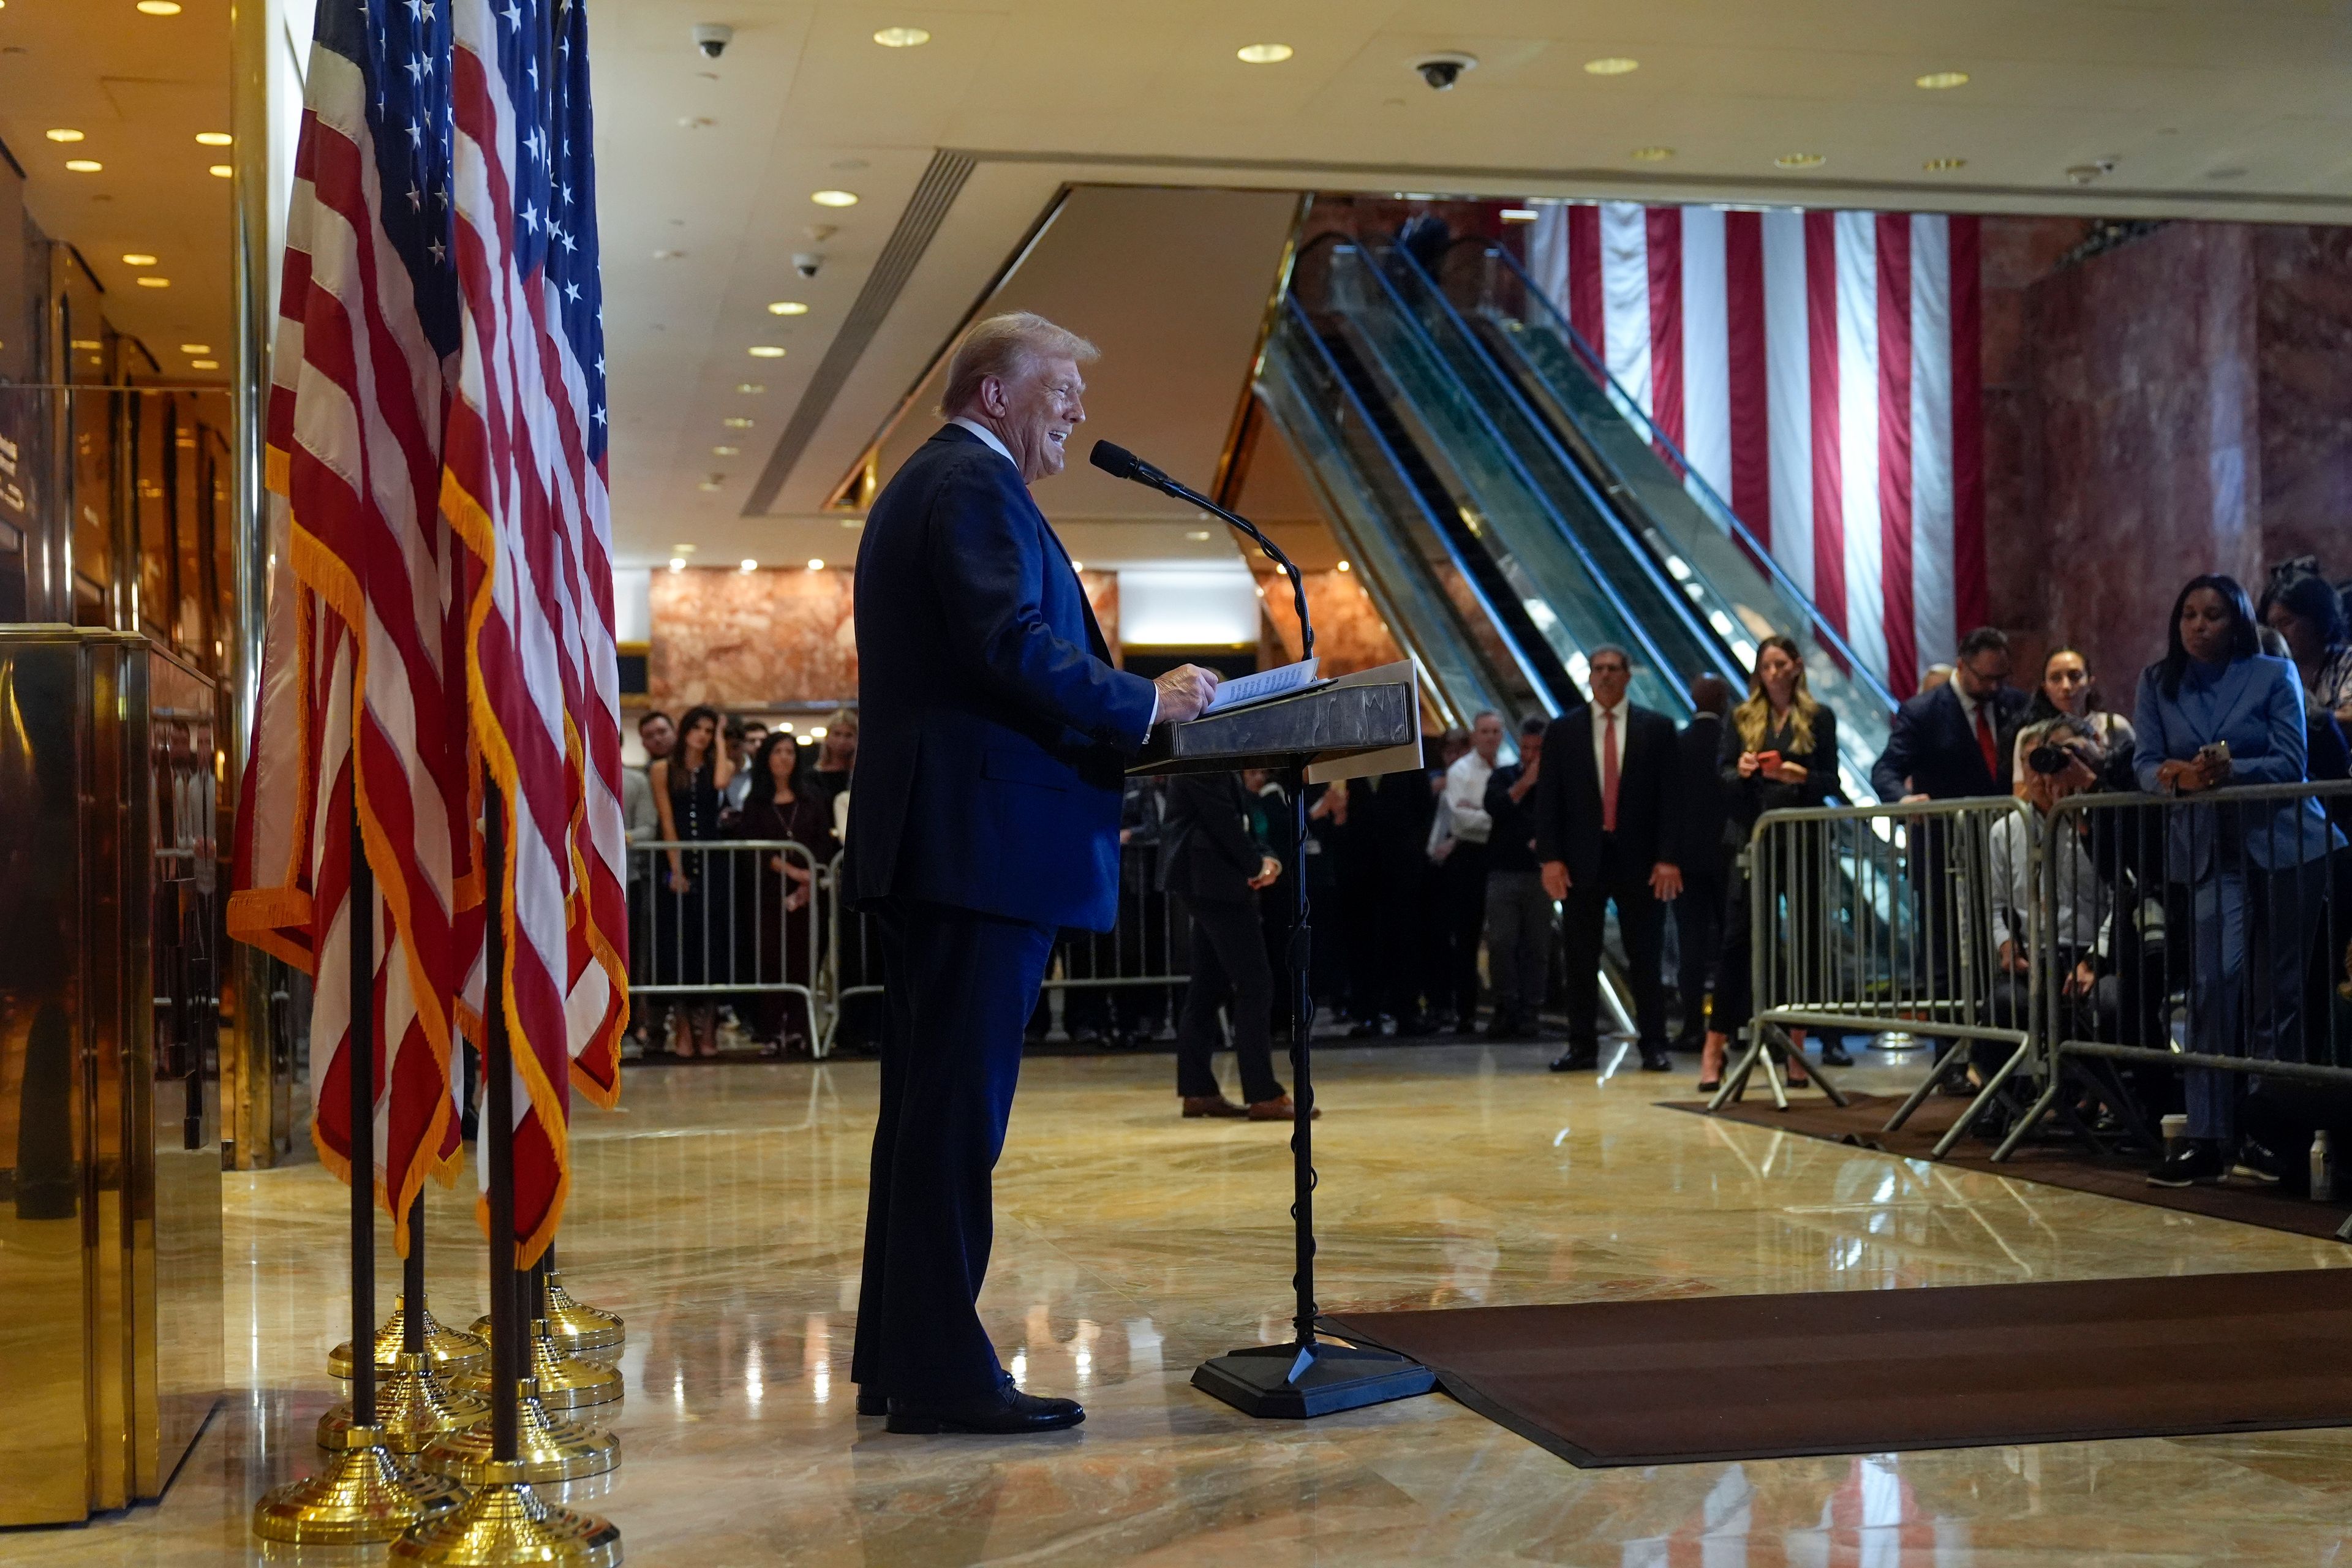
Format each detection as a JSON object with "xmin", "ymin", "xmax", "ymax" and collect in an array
[
  {"xmin": 1818, "ymin": 1041, "xmax": 1856, "ymax": 1068},
  {"xmin": 856, "ymin": 1387, "xmax": 886, "ymax": 1417},
  {"xmin": 1548, "ymin": 1046, "xmax": 1598, "ymax": 1073},
  {"xmin": 1639, "ymin": 1046, "xmax": 1674, "ymax": 1072},
  {"xmin": 885, "ymin": 1382, "xmax": 1085, "ymax": 1435}
]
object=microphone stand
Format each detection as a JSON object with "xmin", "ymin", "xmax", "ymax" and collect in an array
[{"xmin": 1107, "ymin": 456, "xmax": 1433, "ymax": 1419}]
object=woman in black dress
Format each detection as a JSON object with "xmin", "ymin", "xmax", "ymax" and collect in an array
[
  {"xmin": 737, "ymin": 733, "xmax": 836, "ymax": 1050},
  {"xmin": 1703, "ymin": 635, "xmax": 1843, "ymax": 1090},
  {"xmin": 650, "ymin": 704, "xmax": 733, "ymax": 1058}
]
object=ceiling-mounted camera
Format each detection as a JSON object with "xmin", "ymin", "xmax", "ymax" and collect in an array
[
  {"xmin": 1412, "ymin": 51, "xmax": 1478, "ymax": 91},
  {"xmin": 692, "ymin": 23, "xmax": 733, "ymax": 59},
  {"xmin": 793, "ymin": 252, "xmax": 823, "ymax": 279}
]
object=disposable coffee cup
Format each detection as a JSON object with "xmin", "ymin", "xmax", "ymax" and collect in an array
[{"xmin": 2160, "ymin": 1113, "xmax": 2188, "ymax": 1157}]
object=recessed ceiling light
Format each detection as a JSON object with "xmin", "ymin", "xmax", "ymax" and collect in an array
[
  {"xmin": 712, "ymin": 445, "xmax": 740, "ymax": 456},
  {"xmin": 810, "ymin": 189, "xmax": 859, "ymax": 208},
  {"xmin": 1499, "ymin": 208, "xmax": 1539, "ymax": 223},
  {"xmin": 196, "ymin": 131, "xmax": 233, "ymax": 146},
  {"xmin": 698, "ymin": 479, "xmax": 723, "ymax": 492},
  {"xmin": 65, "ymin": 159, "xmax": 103, "ymax": 173},
  {"xmin": 1915, "ymin": 70, "xmax": 1969, "ymax": 90},
  {"xmin": 805, "ymin": 558, "xmax": 824, "ymax": 571},
  {"xmin": 872, "ymin": 25, "xmax": 930, "ymax": 47},
  {"xmin": 737, "ymin": 382, "xmax": 766, "ymax": 394},
  {"xmin": 124, "ymin": 253, "xmax": 159, "ymax": 266},
  {"xmin": 668, "ymin": 557, "xmax": 686, "ymax": 573},
  {"xmin": 739, "ymin": 558, "xmax": 758, "ymax": 573},
  {"xmin": 1185, "ymin": 529, "xmax": 1213, "ymax": 541},
  {"xmin": 841, "ymin": 517, "xmax": 862, "ymax": 527},
  {"xmin": 70, "ymin": 338, "xmax": 100, "ymax": 350},
  {"xmin": 136, "ymin": 0, "xmax": 183, "ymax": 12},
  {"xmin": 747, "ymin": 345, "xmax": 786, "ymax": 358},
  {"xmin": 208, "ymin": 164, "xmax": 232, "ymax": 178},
  {"xmin": 1774, "ymin": 152, "xmax": 1826, "ymax": 168},
  {"xmin": 1583, "ymin": 56, "xmax": 1639, "ymax": 75},
  {"xmin": 180, "ymin": 342, "xmax": 209, "ymax": 353},
  {"xmin": 190, "ymin": 359, "xmax": 219, "ymax": 370},
  {"xmin": 136, "ymin": 276, "xmax": 170, "ymax": 287},
  {"xmin": 1336, "ymin": 560, "xmax": 1351, "ymax": 572},
  {"xmin": 722, "ymin": 417, "xmax": 754, "ymax": 429},
  {"xmin": 766, "ymin": 301, "xmax": 809, "ymax": 315},
  {"xmin": 1631, "ymin": 146, "xmax": 1676, "ymax": 162},
  {"xmin": 1237, "ymin": 43, "xmax": 1293, "ymax": 64},
  {"xmin": 1069, "ymin": 560, "xmax": 1083, "ymax": 571},
  {"xmin": 1923, "ymin": 157, "xmax": 1967, "ymax": 172},
  {"xmin": 45, "ymin": 129, "xmax": 85, "ymax": 143}
]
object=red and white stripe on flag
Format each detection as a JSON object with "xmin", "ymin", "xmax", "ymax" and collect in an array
[
  {"xmin": 227, "ymin": 42, "xmax": 475, "ymax": 1251},
  {"xmin": 443, "ymin": 0, "xmax": 627, "ymax": 1267},
  {"xmin": 1529, "ymin": 202, "xmax": 1986, "ymax": 699}
]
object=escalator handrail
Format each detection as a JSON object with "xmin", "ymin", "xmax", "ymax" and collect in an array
[
  {"xmin": 1272, "ymin": 297, "xmax": 1562, "ymax": 712},
  {"xmin": 1330, "ymin": 242, "xmax": 1686, "ymax": 692},
  {"xmin": 1381, "ymin": 236, "xmax": 1743, "ymax": 684},
  {"xmin": 1485, "ymin": 243, "xmax": 1896, "ymax": 712}
]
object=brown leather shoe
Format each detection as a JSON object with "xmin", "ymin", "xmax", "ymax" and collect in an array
[
  {"xmin": 1246, "ymin": 1095, "xmax": 1321, "ymax": 1121},
  {"xmin": 1182, "ymin": 1095, "xmax": 1248, "ymax": 1118}
]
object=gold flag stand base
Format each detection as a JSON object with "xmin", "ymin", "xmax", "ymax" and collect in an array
[
  {"xmin": 419, "ymin": 1376, "xmax": 620, "ymax": 1485},
  {"xmin": 392, "ymin": 1460, "xmax": 622, "ymax": 1567},
  {"xmin": 542, "ymin": 1271, "xmax": 625, "ymax": 1355},
  {"xmin": 457, "ymin": 1319, "xmax": 622, "ymax": 1411},
  {"xmin": 321, "ymin": 1352, "xmax": 494, "ymax": 1455},
  {"xmin": 334, "ymin": 1294, "xmax": 491, "ymax": 1381},
  {"xmin": 252, "ymin": 1424, "xmax": 469, "ymax": 1546}
]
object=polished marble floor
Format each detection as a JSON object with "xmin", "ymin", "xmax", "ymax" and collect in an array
[{"xmin": 13, "ymin": 1041, "xmax": 2352, "ymax": 1567}]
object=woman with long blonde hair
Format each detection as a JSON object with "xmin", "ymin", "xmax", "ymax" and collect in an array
[{"xmin": 1702, "ymin": 636, "xmax": 1845, "ymax": 1089}]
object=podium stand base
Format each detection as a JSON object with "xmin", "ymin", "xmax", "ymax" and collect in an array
[{"xmin": 1191, "ymin": 1341, "xmax": 1434, "ymax": 1419}]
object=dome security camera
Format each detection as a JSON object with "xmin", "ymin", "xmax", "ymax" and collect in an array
[
  {"xmin": 692, "ymin": 23, "xmax": 733, "ymax": 59},
  {"xmin": 793, "ymin": 252, "xmax": 823, "ymax": 279},
  {"xmin": 1412, "ymin": 51, "xmax": 1478, "ymax": 91}
]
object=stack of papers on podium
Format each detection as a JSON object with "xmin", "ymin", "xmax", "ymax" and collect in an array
[{"xmin": 1202, "ymin": 658, "xmax": 1322, "ymax": 717}]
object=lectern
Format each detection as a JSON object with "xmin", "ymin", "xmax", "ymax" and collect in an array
[{"xmin": 1133, "ymin": 661, "xmax": 1438, "ymax": 1417}]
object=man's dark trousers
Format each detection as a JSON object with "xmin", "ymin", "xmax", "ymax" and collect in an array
[
  {"xmin": 849, "ymin": 897, "xmax": 1055, "ymax": 1400},
  {"xmin": 1563, "ymin": 833, "xmax": 1670, "ymax": 1049},
  {"xmin": 1441, "ymin": 840, "xmax": 1490, "ymax": 1024},
  {"xmin": 1173, "ymin": 894, "xmax": 1284, "ymax": 1105}
]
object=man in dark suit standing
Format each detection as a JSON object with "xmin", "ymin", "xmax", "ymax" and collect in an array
[
  {"xmin": 1869, "ymin": 626, "xmax": 2027, "ymax": 802},
  {"xmin": 845, "ymin": 312, "xmax": 1218, "ymax": 1434},
  {"xmin": 1159, "ymin": 770, "xmax": 1295, "ymax": 1119},
  {"xmin": 1672, "ymin": 674, "xmax": 1735, "ymax": 1053},
  {"xmin": 1534, "ymin": 645, "xmax": 1684, "ymax": 1072}
]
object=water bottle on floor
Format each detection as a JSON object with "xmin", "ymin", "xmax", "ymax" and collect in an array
[{"xmin": 2312, "ymin": 1131, "xmax": 2335, "ymax": 1204}]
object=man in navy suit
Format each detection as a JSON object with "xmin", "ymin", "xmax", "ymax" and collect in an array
[
  {"xmin": 1870, "ymin": 626, "xmax": 2029, "ymax": 802},
  {"xmin": 845, "ymin": 312, "xmax": 1219, "ymax": 1434}
]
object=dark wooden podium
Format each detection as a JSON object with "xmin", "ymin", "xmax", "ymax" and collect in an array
[{"xmin": 1133, "ymin": 661, "xmax": 1437, "ymax": 1419}]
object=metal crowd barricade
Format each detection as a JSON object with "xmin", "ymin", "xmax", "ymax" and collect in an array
[
  {"xmin": 2009, "ymin": 778, "xmax": 2352, "ymax": 1163},
  {"xmin": 818, "ymin": 851, "xmax": 1193, "ymax": 1054},
  {"xmin": 626, "ymin": 839, "xmax": 828, "ymax": 1054},
  {"xmin": 1708, "ymin": 796, "xmax": 2041, "ymax": 1157}
]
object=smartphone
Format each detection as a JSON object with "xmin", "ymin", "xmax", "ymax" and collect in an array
[
  {"xmin": 2198, "ymin": 741, "xmax": 2231, "ymax": 766},
  {"xmin": 1757, "ymin": 749, "xmax": 1783, "ymax": 773}
]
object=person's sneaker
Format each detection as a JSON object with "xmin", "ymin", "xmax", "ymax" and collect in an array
[
  {"xmin": 2231, "ymin": 1138, "xmax": 2288, "ymax": 1185},
  {"xmin": 1818, "ymin": 1041, "xmax": 1856, "ymax": 1068},
  {"xmin": 2148, "ymin": 1144, "xmax": 2226, "ymax": 1187}
]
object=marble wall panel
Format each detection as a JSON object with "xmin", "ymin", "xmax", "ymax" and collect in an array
[
  {"xmin": 1254, "ymin": 565, "xmax": 1406, "ymax": 677},
  {"xmin": 2023, "ymin": 221, "xmax": 2264, "ymax": 690},
  {"xmin": 2255, "ymin": 225, "xmax": 2352, "ymax": 575},
  {"xmin": 647, "ymin": 565, "xmax": 1123, "ymax": 712}
]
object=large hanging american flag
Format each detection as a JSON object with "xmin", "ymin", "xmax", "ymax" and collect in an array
[
  {"xmin": 1528, "ymin": 202, "xmax": 1986, "ymax": 700},
  {"xmin": 228, "ymin": 0, "xmax": 623, "ymax": 1266}
]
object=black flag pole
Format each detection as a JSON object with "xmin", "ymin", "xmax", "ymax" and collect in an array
[{"xmin": 1090, "ymin": 440, "xmax": 1434, "ymax": 1419}]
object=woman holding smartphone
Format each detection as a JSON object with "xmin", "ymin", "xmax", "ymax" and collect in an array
[
  {"xmin": 2133, "ymin": 574, "xmax": 2342, "ymax": 1186},
  {"xmin": 1701, "ymin": 636, "xmax": 1844, "ymax": 1090}
]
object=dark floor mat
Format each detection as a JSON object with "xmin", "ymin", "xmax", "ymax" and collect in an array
[
  {"xmin": 1665, "ymin": 1091, "xmax": 2352, "ymax": 1241},
  {"xmin": 1321, "ymin": 1268, "xmax": 2352, "ymax": 1467}
]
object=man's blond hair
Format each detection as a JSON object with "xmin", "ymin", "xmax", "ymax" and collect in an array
[{"xmin": 940, "ymin": 311, "xmax": 1098, "ymax": 417}]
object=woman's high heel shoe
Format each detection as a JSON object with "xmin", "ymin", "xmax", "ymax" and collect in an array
[{"xmin": 1697, "ymin": 1033, "xmax": 1727, "ymax": 1093}]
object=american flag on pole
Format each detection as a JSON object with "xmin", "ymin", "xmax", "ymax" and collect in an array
[
  {"xmin": 445, "ymin": 0, "xmax": 626, "ymax": 1264},
  {"xmin": 230, "ymin": 0, "xmax": 624, "ymax": 1265},
  {"xmin": 227, "ymin": 0, "xmax": 479, "ymax": 1251}
]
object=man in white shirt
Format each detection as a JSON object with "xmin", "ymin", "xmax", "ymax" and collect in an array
[{"xmin": 1431, "ymin": 711, "xmax": 1504, "ymax": 1033}]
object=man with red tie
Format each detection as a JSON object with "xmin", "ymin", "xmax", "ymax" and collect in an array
[
  {"xmin": 1535, "ymin": 646, "xmax": 1684, "ymax": 1073},
  {"xmin": 1869, "ymin": 627, "xmax": 2029, "ymax": 803}
]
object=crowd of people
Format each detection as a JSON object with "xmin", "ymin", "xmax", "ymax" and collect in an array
[{"xmin": 617, "ymin": 557, "xmax": 2352, "ymax": 1186}]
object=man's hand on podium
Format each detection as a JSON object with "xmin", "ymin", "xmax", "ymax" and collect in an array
[{"xmin": 1153, "ymin": 663, "xmax": 1221, "ymax": 725}]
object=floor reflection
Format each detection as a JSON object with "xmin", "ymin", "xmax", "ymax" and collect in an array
[{"xmin": 7, "ymin": 1045, "xmax": 2352, "ymax": 1564}]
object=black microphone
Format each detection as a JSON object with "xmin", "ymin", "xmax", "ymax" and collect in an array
[
  {"xmin": 1086, "ymin": 438, "xmax": 1314, "ymax": 660},
  {"xmin": 1087, "ymin": 439, "xmax": 1169, "ymax": 489}
]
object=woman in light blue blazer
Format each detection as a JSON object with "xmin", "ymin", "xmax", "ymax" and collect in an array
[{"xmin": 2134, "ymin": 573, "xmax": 2342, "ymax": 1188}]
